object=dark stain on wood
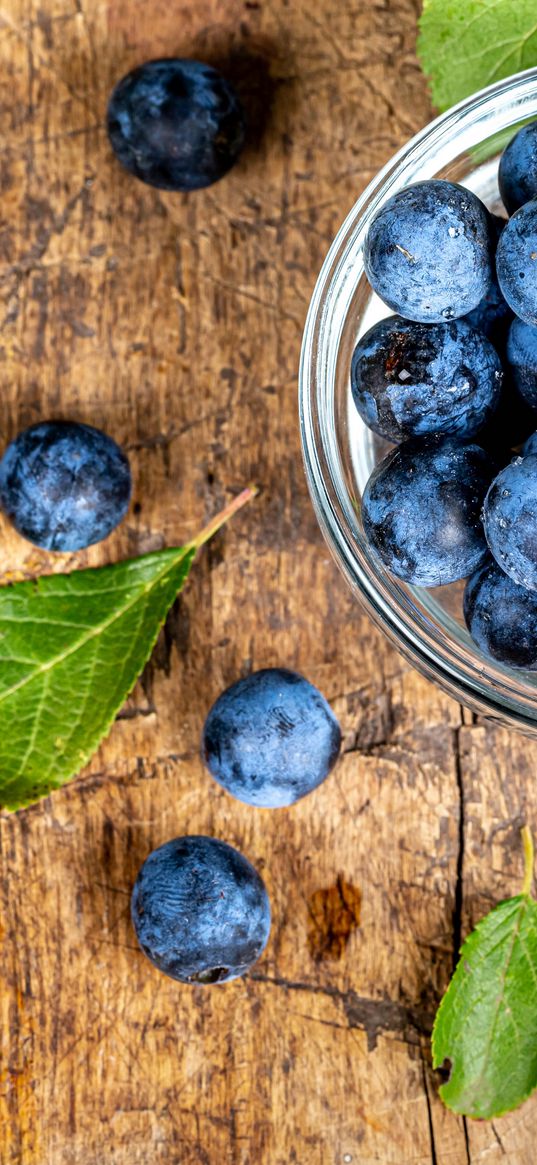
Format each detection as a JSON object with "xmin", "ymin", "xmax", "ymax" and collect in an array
[{"xmin": 307, "ymin": 876, "xmax": 362, "ymax": 962}]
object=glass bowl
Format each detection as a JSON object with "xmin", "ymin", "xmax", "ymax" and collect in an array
[{"xmin": 299, "ymin": 68, "xmax": 537, "ymax": 733}]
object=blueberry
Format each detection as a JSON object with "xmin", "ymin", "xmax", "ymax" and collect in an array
[
  {"xmin": 483, "ymin": 453, "xmax": 537, "ymax": 590},
  {"xmin": 496, "ymin": 200, "xmax": 537, "ymax": 326},
  {"xmin": 107, "ymin": 59, "xmax": 245, "ymax": 192},
  {"xmin": 523, "ymin": 431, "xmax": 537, "ymax": 456},
  {"xmin": 464, "ymin": 558, "xmax": 537, "ymax": 670},
  {"xmin": 463, "ymin": 215, "xmax": 513, "ymax": 346},
  {"xmin": 202, "ymin": 668, "xmax": 341, "ymax": 808},
  {"xmin": 350, "ymin": 316, "xmax": 502, "ymax": 442},
  {"xmin": 478, "ymin": 378, "xmax": 537, "ymax": 464},
  {"xmin": 131, "ymin": 836, "xmax": 270, "ymax": 984},
  {"xmin": 463, "ymin": 284, "xmax": 513, "ymax": 349},
  {"xmin": 363, "ymin": 180, "xmax": 493, "ymax": 323},
  {"xmin": 499, "ymin": 121, "xmax": 537, "ymax": 215},
  {"xmin": 362, "ymin": 436, "xmax": 495, "ymax": 586},
  {"xmin": 506, "ymin": 317, "xmax": 537, "ymax": 408},
  {"xmin": 0, "ymin": 421, "xmax": 131, "ymax": 551}
]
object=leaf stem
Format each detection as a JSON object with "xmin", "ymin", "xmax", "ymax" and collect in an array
[
  {"xmin": 189, "ymin": 485, "xmax": 258, "ymax": 552},
  {"xmin": 521, "ymin": 826, "xmax": 534, "ymax": 898}
]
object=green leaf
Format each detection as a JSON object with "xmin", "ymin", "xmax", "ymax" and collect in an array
[
  {"xmin": 433, "ymin": 829, "xmax": 537, "ymax": 1119},
  {"xmin": 0, "ymin": 488, "xmax": 255, "ymax": 811},
  {"xmin": 418, "ymin": 0, "xmax": 537, "ymax": 112}
]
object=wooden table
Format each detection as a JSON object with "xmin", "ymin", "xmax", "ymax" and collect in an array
[{"xmin": 2, "ymin": 1, "xmax": 537, "ymax": 1161}]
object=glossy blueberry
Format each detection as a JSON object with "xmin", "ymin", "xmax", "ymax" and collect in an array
[
  {"xmin": 496, "ymin": 200, "xmax": 537, "ymax": 326},
  {"xmin": 483, "ymin": 453, "xmax": 537, "ymax": 590},
  {"xmin": 506, "ymin": 317, "xmax": 537, "ymax": 408},
  {"xmin": 131, "ymin": 836, "xmax": 271, "ymax": 984},
  {"xmin": 107, "ymin": 59, "xmax": 245, "ymax": 191},
  {"xmin": 363, "ymin": 180, "xmax": 493, "ymax": 323},
  {"xmin": 350, "ymin": 316, "xmax": 502, "ymax": 442},
  {"xmin": 499, "ymin": 121, "xmax": 537, "ymax": 215},
  {"xmin": 0, "ymin": 421, "xmax": 131, "ymax": 551},
  {"xmin": 464, "ymin": 215, "xmax": 513, "ymax": 346},
  {"xmin": 464, "ymin": 558, "xmax": 537, "ymax": 670},
  {"xmin": 202, "ymin": 668, "xmax": 341, "ymax": 808},
  {"xmin": 362, "ymin": 436, "xmax": 495, "ymax": 587}
]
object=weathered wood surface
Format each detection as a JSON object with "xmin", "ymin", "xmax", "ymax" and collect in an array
[{"xmin": 1, "ymin": 1, "xmax": 537, "ymax": 1162}]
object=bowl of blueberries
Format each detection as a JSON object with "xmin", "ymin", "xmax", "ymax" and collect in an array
[{"xmin": 299, "ymin": 67, "xmax": 537, "ymax": 733}]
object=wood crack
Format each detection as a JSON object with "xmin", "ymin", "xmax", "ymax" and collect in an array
[
  {"xmin": 463, "ymin": 1117, "xmax": 472, "ymax": 1164},
  {"xmin": 453, "ymin": 721, "xmax": 466, "ymax": 973},
  {"xmin": 421, "ymin": 1056, "xmax": 438, "ymax": 1165},
  {"xmin": 247, "ymin": 971, "xmax": 435, "ymax": 1051},
  {"xmin": 455, "ymin": 718, "xmax": 472, "ymax": 1164},
  {"xmin": 491, "ymin": 1122, "xmax": 506, "ymax": 1155},
  {"xmin": 116, "ymin": 703, "xmax": 156, "ymax": 721}
]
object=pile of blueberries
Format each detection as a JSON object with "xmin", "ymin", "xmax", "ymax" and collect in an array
[
  {"xmin": 2, "ymin": 59, "xmax": 342, "ymax": 985},
  {"xmin": 353, "ymin": 120, "xmax": 537, "ymax": 673}
]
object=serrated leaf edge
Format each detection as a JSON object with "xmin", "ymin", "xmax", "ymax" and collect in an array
[
  {"xmin": 1, "ymin": 546, "xmax": 195, "ymax": 812},
  {"xmin": 0, "ymin": 548, "xmax": 193, "ymax": 707},
  {"xmin": 432, "ymin": 893, "xmax": 537, "ymax": 1119}
]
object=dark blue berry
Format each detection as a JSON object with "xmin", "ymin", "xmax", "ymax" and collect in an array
[
  {"xmin": 363, "ymin": 180, "xmax": 493, "ymax": 323},
  {"xmin": 463, "ymin": 284, "xmax": 513, "ymax": 348},
  {"xmin": 464, "ymin": 558, "xmax": 537, "ymax": 670},
  {"xmin": 499, "ymin": 121, "xmax": 537, "ymax": 215},
  {"xmin": 478, "ymin": 377, "xmax": 537, "ymax": 464},
  {"xmin": 464, "ymin": 214, "xmax": 513, "ymax": 346},
  {"xmin": 131, "ymin": 836, "xmax": 271, "ymax": 984},
  {"xmin": 202, "ymin": 668, "xmax": 341, "ymax": 808},
  {"xmin": 483, "ymin": 453, "xmax": 537, "ymax": 590},
  {"xmin": 362, "ymin": 436, "xmax": 495, "ymax": 586},
  {"xmin": 496, "ymin": 200, "xmax": 537, "ymax": 326},
  {"xmin": 107, "ymin": 59, "xmax": 245, "ymax": 192},
  {"xmin": 0, "ymin": 421, "xmax": 131, "ymax": 552},
  {"xmin": 523, "ymin": 430, "xmax": 537, "ymax": 457},
  {"xmin": 350, "ymin": 316, "xmax": 502, "ymax": 442},
  {"xmin": 506, "ymin": 317, "xmax": 537, "ymax": 408}
]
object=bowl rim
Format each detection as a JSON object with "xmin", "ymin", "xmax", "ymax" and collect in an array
[{"xmin": 299, "ymin": 66, "xmax": 537, "ymax": 730}]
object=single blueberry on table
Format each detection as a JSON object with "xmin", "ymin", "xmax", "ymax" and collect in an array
[
  {"xmin": 0, "ymin": 421, "xmax": 131, "ymax": 552},
  {"xmin": 362, "ymin": 436, "xmax": 496, "ymax": 587},
  {"xmin": 107, "ymin": 58, "xmax": 245, "ymax": 192},
  {"xmin": 483, "ymin": 453, "xmax": 537, "ymax": 591},
  {"xmin": 131, "ymin": 836, "xmax": 271, "ymax": 984},
  {"xmin": 202, "ymin": 668, "xmax": 342, "ymax": 808},
  {"xmin": 464, "ymin": 558, "xmax": 537, "ymax": 670},
  {"xmin": 363, "ymin": 180, "xmax": 493, "ymax": 323},
  {"xmin": 506, "ymin": 317, "xmax": 537, "ymax": 409},
  {"xmin": 496, "ymin": 200, "xmax": 537, "ymax": 326},
  {"xmin": 350, "ymin": 316, "xmax": 502, "ymax": 443},
  {"xmin": 499, "ymin": 120, "xmax": 537, "ymax": 215},
  {"xmin": 463, "ymin": 214, "xmax": 513, "ymax": 346}
]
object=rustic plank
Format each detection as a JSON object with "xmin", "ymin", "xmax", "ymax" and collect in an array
[{"xmin": 2, "ymin": 1, "xmax": 537, "ymax": 1163}]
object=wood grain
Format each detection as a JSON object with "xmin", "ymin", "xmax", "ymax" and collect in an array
[{"xmin": 1, "ymin": 1, "xmax": 537, "ymax": 1162}]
